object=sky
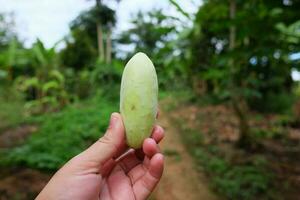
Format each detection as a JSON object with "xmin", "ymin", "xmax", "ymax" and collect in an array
[{"xmin": 0, "ymin": 0, "xmax": 199, "ymax": 48}]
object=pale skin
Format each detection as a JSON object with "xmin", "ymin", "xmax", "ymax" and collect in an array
[{"xmin": 36, "ymin": 112, "xmax": 164, "ymax": 200}]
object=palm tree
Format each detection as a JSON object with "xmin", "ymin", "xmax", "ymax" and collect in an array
[
  {"xmin": 96, "ymin": 0, "xmax": 105, "ymax": 61},
  {"xmin": 90, "ymin": 0, "xmax": 119, "ymax": 63}
]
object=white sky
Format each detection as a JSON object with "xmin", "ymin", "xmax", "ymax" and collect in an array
[{"xmin": 0, "ymin": 0, "xmax": 200, "ymax": 48}]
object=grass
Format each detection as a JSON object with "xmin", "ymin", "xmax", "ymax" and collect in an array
[
  {"xmin": 1, "ymin": 93, "xmax": 118, "ymax": 170},
  {"xmin": 159, "ymin": 89, "xmax": 195, "ymax": 111},
  {"xmin": 163, "ymin": 149, "xmax": 181, "ymax": 161},
  {"xmin": 0, "ymin": 87, "xmax": 25, "ymax": 132},
  {"xmin": 193, "ymin": 147, "xmax": 276, "ymax": 200}
]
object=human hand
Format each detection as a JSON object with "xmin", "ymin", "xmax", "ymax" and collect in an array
[{"xmin": 36, "ymin": 112, "xmax": 164, "ymax": 200}]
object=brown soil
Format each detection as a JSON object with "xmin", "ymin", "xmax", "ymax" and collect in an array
[
  {"xmin": 0, "ymin": 125, "xmax": 52, "ymax": 199},
  {"xmin": 2, "ymin": 101, "xmax": 299, "ymax": 199},
  {"xmin": 0, "ymin": 125, "xmax": 37, "ymax": 148},
  {"xmin": 0, "ymin": 169, "xmax": 51, "ymax": 200},
  {"xmin": 166, "ymin": 102, "xmax": 300, "ymax": 200},
  {"xmin": 0, "ymin": 115, "xmax": 219, "ymax": 200},
  {"xmin": 152, "ymin": 109, "xmax": 219, "ymax": 200}
]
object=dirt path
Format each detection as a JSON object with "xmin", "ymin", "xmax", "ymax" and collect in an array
[{"xmin": 152, "ymin": 111, "xmax": 219, "ymax": 200}]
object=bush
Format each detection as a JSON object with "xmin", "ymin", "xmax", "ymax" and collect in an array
[
  {"xmin": 2, "ymin": 94, "xmax": 118, "ymax": 170},
  {"xmin": 91, "ymin": 60, "xmax": 123, "ymax": 87},
  {"xmin": 249, "ymin": 92, "xmax": 294, "ymax": 114},
  {"xmin": 175, "ymin": 122, "xmax": 275, "ymax": 200},
  {"xmin": 194, "ymin": 148, "xmax": 274, "ymax": 200},
  {"xmin": 212, "ymin": 165, "xmax": 272, "ymax": 200},
  {"xmin": 0, "ymin": 86, "xmax": 25, "ymax": 131}
]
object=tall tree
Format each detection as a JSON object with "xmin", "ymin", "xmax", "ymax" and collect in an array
[
  {"xmin": 188, "ymin": 0, "xmax": 300, "ymax": 147},
  {"xmin": 61, "ymin": 3, "xmax": 116, "ymax": 69},
  {"xmin": 117, "ymin": 9, "xmax": 185, "ymax": 88},
  {"xmin": 92, "ymin": 0, "xmax": 119, "ymax": 63},
  {"xmin": 228, "ymin": 0, "xmax": 250, "ymax": 147},
  {"xmin": 95, "ymin": 0, "xmax": 105, "ymax": 61}
]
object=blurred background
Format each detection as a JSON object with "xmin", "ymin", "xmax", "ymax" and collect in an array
[{"xmin": 0, "ymin": 0, "xmax": 300, "ymax": 199}]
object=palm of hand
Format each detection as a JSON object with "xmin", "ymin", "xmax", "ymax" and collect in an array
[
  {"xmin": 57, "ymin": 139, "xmax": 162, "ymax": 200},
  {"xmin": 36, "ymin": 114, "xmax": 164, "ymax": 200},
  {"xmin": 100, "ymin": 150, "xmax": 161, "ymax": 200}
]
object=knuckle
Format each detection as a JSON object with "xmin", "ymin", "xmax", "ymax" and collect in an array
[{"xmin": 98, "ymin": 133, "xmax": 118, "ymax": 153}]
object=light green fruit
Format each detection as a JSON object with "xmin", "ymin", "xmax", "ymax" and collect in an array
[{"xmin": 120, "ymin": 52, "xmax": 158, "ymax": 149}]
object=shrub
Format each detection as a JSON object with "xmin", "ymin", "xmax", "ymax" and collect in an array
[
  {"xmin": 249, "ymin": 92, "xmax": 294, "ymax": 114},
  {"xmin": 2, "ymin": 95, "xmax": 118, "ymax": 170}
]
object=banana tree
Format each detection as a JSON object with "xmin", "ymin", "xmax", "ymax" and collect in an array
[
  {"xmin": 15, "ymin": 39, "xmax": 70, "ymax": 114},
  {"xmin": 0, "ymin": 38, "xmax": 20, "ymax": 81}
]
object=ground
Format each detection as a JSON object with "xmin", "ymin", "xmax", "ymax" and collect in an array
[
  {"xmin": 1, "ymin": 99, "xmax": 300, "ymax": 199},
  {"xmin": 152, "ymin": 109, "xmax": 219, "ymax": 200},
  {"xmin": 163, "ymin": 100, "xmax": 300, "ymax": 200},
  {"xmin": 0, "ymin": 103, "xmax": 219, "ymax": 200},
  {"xmin": 0, "ymin": 125, "xmax": 52, "ymax": 200}
]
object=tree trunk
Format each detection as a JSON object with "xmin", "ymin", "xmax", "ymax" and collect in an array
[
  {"xmin": 96, "ymin": 0, "xmax": 101, "ymax": 6},
  {"xmin": 228, "ymin": 0, "xmax": 251, "ymax": 148},
  {"xmin": 229, "ymin": 0, "xmax": 236, "ymax": 50},
  {"xmin": 106, "ymin": 29, "xmax": 112, "ymax": 64},
  {"xmin": 97, "ymin": 23, "xmax": 105, "ymax": 61},
  {"xmin": 95, "ymin": 0, "xmax": 104, "ymax": 61},
  {"xmin": 8, "ymin": 66, "xmax": 13, "ymax": 81}
]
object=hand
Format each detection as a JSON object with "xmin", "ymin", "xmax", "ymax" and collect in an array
[{"xmin": 36, "ymin": 113, "xmax": 164, "ymax": 200}]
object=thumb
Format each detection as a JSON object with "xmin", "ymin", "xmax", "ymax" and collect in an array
[{"xmin": 80, "ymin": 112, "xmax": 126, "ymax": 166}]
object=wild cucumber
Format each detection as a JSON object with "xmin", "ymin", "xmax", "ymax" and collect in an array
[{"xmin": 120, "ymin": 52, "xmax": 158, "ymax": 149}]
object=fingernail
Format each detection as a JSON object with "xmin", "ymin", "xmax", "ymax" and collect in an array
[{"xmin": 109, "ymin": 113, "xmax": 118, "ymax": 128}]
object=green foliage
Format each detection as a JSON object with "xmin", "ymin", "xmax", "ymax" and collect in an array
[
  {"xmin": 61, "ymin": 60, "xmax": 122, "ymax": 100},
  {"xmin": 65, "ymin": 69, "xmax": 93, "ymax": 99},
  {"xmin": 250, "ymin": 92, "xmax": 295, "ymax": 113},
  {"xmin": 163, "ymin": 149, "xmax": 181, "ymax": 161},
  {"xmin": 252, "ymin": 128, "xmax": 285, "ymax": 141},
  {"xmin": 15, "ymin": 69, "xmax": 71, "ymax": 114},
  {"xmin": 174, "ymin": 119, "xmax": 276, "ymax": 200},
  {"xmin": 117, "ymin": 8, "xmax": 190, "ymax": 90},
  {"xmin": 194, "ymin": 145, "xmax": 274, "ymax": 200},
  {"xmin": 276, "ymin": 20, "xmax": 300, "ymax": 44},
  {"xmin": 0, "ymin": 13, "xmax": 18, "ymax": 49},
  {"xmin": 187, "ymin": 0, "xmax": 299, "ymax": 113},
  {"xmin": 61, "ymin": 4, "xmax": 117, "ymax": 70},
  {"xmin": 71, "ymin": 4, "xmax": 116, "ymax": 31},
  {"xmin": 211, "ymin": 163, "xmax": 272, "ymax": 200},
  {"xmin": 2, "ymin": 94, "xmax": 118, "ymax": 170},
  {"xmin": 159, "ymin": 89, "xmax": 196, "ymax": 111},
  {"xmin": 118, "ymin": 9, "xmax": 176, "ymax": 57},
  {"xmin": 8, "ymin": 39, "xmax": 74, "ymax": 114},
  {"xmin": 0, "ymin": 87, "xmax": 25, "ymax": 132},
  {"xmin": 168, "ymin": 0, "xmax": 191, "ymax": 20},
  {"xmin": 60, "ymin": 28, "xmax": 97, "ymax": 70},
  {"xmin": 91, "ymin": 60, "xmax": 123, "ymax": 86}
]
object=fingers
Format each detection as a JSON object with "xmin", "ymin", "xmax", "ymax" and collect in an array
[
  {"xmin": 118, "ymin": 151, "xmax": 141, "ymax": 174},
  {"xmin": 100, "ymin": 124, "xmax": 164, "ymax": 176},
  {"xmin": 135, "ymin": 126, "xmax": 163, "ymax": 161},
  {"xmin": 143, "ymin": 138, "xmax": 159, "ymax": 158},
  {"xmin": 151, "ymin": 125, "xmax": 164, "ymax": 143},
  {"xmin": 117, "ymin": 137, "xmax": 160, "ymax": 174},
  {"xmin": 133, "ymin": 153, "xmax": 164, "ymax": 199},
  {"xmin": 117, "ymin": 125, "xmax": 164, "ymax": 162},
  {"xmin": 117, "ymin": 125, "xmax": 164, "ymax": 160},
  {"xmin": 79, "ymin": 113, "xmax": 126, "ymax": 167}
]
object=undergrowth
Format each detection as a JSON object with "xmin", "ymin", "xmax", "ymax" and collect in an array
[
  {"xmin": 170, "ymin": 112, "xmax": 278, "ymax": 200},
  {"xmin": 0, "ymin": 87, "xmax": 25, "ymax": 132},
  {"xmin": 1, "ymin": 93, "xmax": 118, "ymax": 170}
]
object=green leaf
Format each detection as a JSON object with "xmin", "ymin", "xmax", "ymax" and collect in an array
[
  {"xmin": 168, "ymin": 0, "xmax": 191, "ymax": 20},
  {"xmin": 42, "ymin": 81, "xmax": 60, "ymax": 93}
]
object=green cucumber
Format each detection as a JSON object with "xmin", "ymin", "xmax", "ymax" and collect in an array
[{"xmin": 120, "ymin": 52, "xmax": 158, "ymax": 149}]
